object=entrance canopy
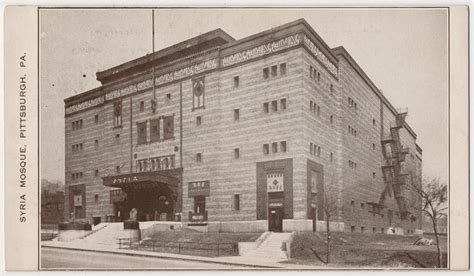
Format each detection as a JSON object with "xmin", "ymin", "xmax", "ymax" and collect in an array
[{"xmin": 102, "ymin": 171, "xmax": 179, "ymax": 194}]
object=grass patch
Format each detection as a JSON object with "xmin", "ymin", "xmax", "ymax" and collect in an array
[
  {"xmin": 135, "ymin": 228, "xmax": 262, "ymax": 257},
  {"xmin": 289, "ymin": 232, "xmax": 447, "ymax": 268}
]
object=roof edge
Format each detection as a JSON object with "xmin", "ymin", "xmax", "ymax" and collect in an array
[{"xmin": 331, "ymin": 46, "xmax": 417, "ymax": 139}]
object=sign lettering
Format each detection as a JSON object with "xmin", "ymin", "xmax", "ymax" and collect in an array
[
  {"xmin": 303, "ymin": 35, "xmax": 338, "ymax": 77},
  {"xmin": 105, "ymin": 59, "xmax": 218, "ymax": 101},
  {"xmin": 222, "ymin": 34, "xmax": 301, "ymax": 67},
  {"xmin": 267, "ymin": 173, "xmax": 284, "ymax": 193},
  {"xmin": 65, "ymin": 95, "xmax": 104, "ymax": 115}
]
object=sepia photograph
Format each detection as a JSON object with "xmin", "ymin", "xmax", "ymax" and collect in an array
[{"xmin": 32, "ymin": 6, "xmax": 453, "ymax": 270}]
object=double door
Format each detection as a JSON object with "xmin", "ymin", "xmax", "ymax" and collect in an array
[{"xmin": 268, "ymin": 207, "xmax": 283, "ymax": 232}]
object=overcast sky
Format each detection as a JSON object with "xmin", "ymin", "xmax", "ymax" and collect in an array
[{"xmin": 40, "ymin": 8, "xmax": 448, "ymax": 184}]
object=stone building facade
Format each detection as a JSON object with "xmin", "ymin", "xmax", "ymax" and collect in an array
[{"xmin": 64, "ymin": 19, "xmax": 422, "ymax": 233}]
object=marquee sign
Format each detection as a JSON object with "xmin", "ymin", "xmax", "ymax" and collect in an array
[
  {"xmin": 267, "ymin": 173, "xmax": 284, "ymax": 193},
  {"xmin": 222, "ymin": 34, "xmax": 301, "ymax": 67},
  {"xmin": 303, "ymin": 35, "xmax": 338, "ymax": 77},
  {"xmin": 102, "ymin": 171, "xmax": 179, "ymax": 192},
  {"xmin": 188, "ymin": 180, "xmax": 210, "ymax": 197},
  {"xmin": 65, "ymin": 95, "xmax": 105, "ymax": 115}
]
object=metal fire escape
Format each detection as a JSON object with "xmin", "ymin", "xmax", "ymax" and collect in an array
[{"xmin": 379, "ymin": 109, "xmax": 410, "ymax": 220}]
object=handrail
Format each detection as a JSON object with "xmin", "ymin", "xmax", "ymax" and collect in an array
[{"xmin": 117, "ymin": 238, "xmax": 238, "ymax": 256}]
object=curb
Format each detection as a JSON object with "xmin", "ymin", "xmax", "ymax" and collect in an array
[{"xmin": 41, "ymin": 245, "xmax": 278, "ymax": 269}]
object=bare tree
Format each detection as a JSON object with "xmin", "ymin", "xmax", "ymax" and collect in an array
[
  {"xmin": 406, "ymin": 177, "xmax": 447, "ymax": 268},
  {"xmin": 322, "ymin": 186, "xmax": 339, "ymax": 264}
]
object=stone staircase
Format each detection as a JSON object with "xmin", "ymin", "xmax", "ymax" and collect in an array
[
  {"xmin": 79, "ymin": 222, "xmax": 125, "ymax": 247},
  {"xmin": 242, "ymin": 232, "xmax": 291, "ymax": 261}
]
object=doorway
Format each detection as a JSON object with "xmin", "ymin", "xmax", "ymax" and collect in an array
[{"xmin": 268, "ymin": 207, "xmax": 283, "ymax": 232}]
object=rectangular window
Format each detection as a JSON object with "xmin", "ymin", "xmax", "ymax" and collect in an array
[
  {"xmin": 234, "ymin": 148, "xmax": 240, "ymax": 159},
  {"xmin": 234, "ymin": 194, "xmax": 240, "ymax": 211},
  {"xmin": 361, "ymin": 226, "xmax": 365, "ymax": 233},
  {"xmin": 317, "ymin": 105, "xmax": 320, "ymax": 116},
  {"xmin": 263, "ymin": 144, "xmax": 269, "ymax": 155},
  {"xmin": 94, "ymin": 169, "xmax": 99, "ymax": 177},
  {"xmin": 330, "ymin": 84, "xmax": 334, "ymax": 93},
  {"xmin": 280, "ymin": 98, "xmax": 286, "ymax": 110},
  {"xmin": 196, "ymin": 116, "xmax": 201, "ymax": 126},
  {"xmin": 234, "ymin": 109, "xmax": 240, "ymax": 121},
  {"xmin": 95, "ymin": 114, "xmax": 99, "ymax": 124},
  {"xmin": 116, "ymin": 165, "xmax": 121, "ymax": 173},
  {"xmin": 280, "ymin": 141, "xmax": 287, "ymax": 152},
  {"xmin": 263, "ymin": 68, "xmax": 269, "ymax": 79},
  {"xmin": 330, "ymin": 115, "xmax": 333, "ymax": 124},
  {"xmin": 317, "ymin": 72, "xmax": 321, "ymax": 81},
  {"xmin": 271, "ymin": 142, "xmax": 278, "ymax": 153},
  {"xmin": 137, "ymin": 121, "xmax": 147, "ymax": 144},
  {"xmin": 194, "ymin": 196, "xmax": 206, "ymax": 214},
  {"xmin": 263, "ymin": 102, "xmax": 269, "ymax": 113},
  {"xmin": 150, "ymin": 118, "xmax": 160, "ymax": 142},
  {"xmin": 163, "ymin": 116, "xmax": 174, "ymax": 140},
  {"xmin": 166, "ymin": 93, "xmax": 171, "ymax": 103},
  {"xmin": 192, "ymin": 76, "xmax": 205, "ymax": 109},
  {"xmin": 310, "ymin": 101, "xmax": 313, "ymax": 112},
  {"xmin": 311, "ymin": 170, "xmax": 319, "ymax": 193},
  {"xmin": 330, "ymin": 152, "xmax": 333, "ymax": 162},
  {"xmin": 271, "ymin": 65, "xmax": 278, "ymax": 77},
  {"xmin": 233, "ymin": 76, "xmax": 239, "ymax": 88},
  {"xmin": 271, "ymin": 100, "xmax": 278, "ymax": 112},
  {"xmin": 310, "ymin": 142, "xmax": 314, "ymax": 155},
  {"xmin": 309, "ymin": 65, "xmax": 314, "ymax": 78},
  {"xmin": 196, "ymin": 153, "xmax": 202, "ymax": 162},
  {"xmin": 113, "ymin": 101, "xmax": 122, "ymax": 127},
  {"xmin": 317, "ymin": 146, "xmax": 321, "ymax": 157},
  {"xmin": 351, "ymin": 226, "xmax": 355, "ymax": 233},
  {"xmin": 140, "ymin": 101, "xmax": 145, "ymax": 112},
  {"xmin": 280, "ymin": 63, "xmax": 287, "ymax": 75}
]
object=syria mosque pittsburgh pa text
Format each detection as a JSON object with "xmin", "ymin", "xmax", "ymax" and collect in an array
[{"xmin": 63, "ymin": 19, "xmax": 423, "ymax": 234}]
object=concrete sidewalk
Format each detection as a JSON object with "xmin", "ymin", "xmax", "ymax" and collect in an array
[{"xmin": 41, "ymin": 240, "xmax": 319, "ymax": 269}]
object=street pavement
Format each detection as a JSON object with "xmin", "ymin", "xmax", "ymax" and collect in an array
[{"xmin": 41, "ymin": 247, "xmax": 249, "ymax": 269}]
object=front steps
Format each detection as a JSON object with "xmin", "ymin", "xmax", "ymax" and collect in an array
[{"xmin": 241, "ymin": 232, "xmax": 291, "ymax": 261}]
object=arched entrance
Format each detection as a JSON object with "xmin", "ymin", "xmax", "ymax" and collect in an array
[{"xmin": 103, "ymin": 171, "xmax": 180, "ymax": 222}]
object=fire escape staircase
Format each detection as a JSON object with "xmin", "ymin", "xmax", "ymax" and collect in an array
[{"xmin": 379, "ymin": 109, "xmax": 410, "ymax": 220}]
